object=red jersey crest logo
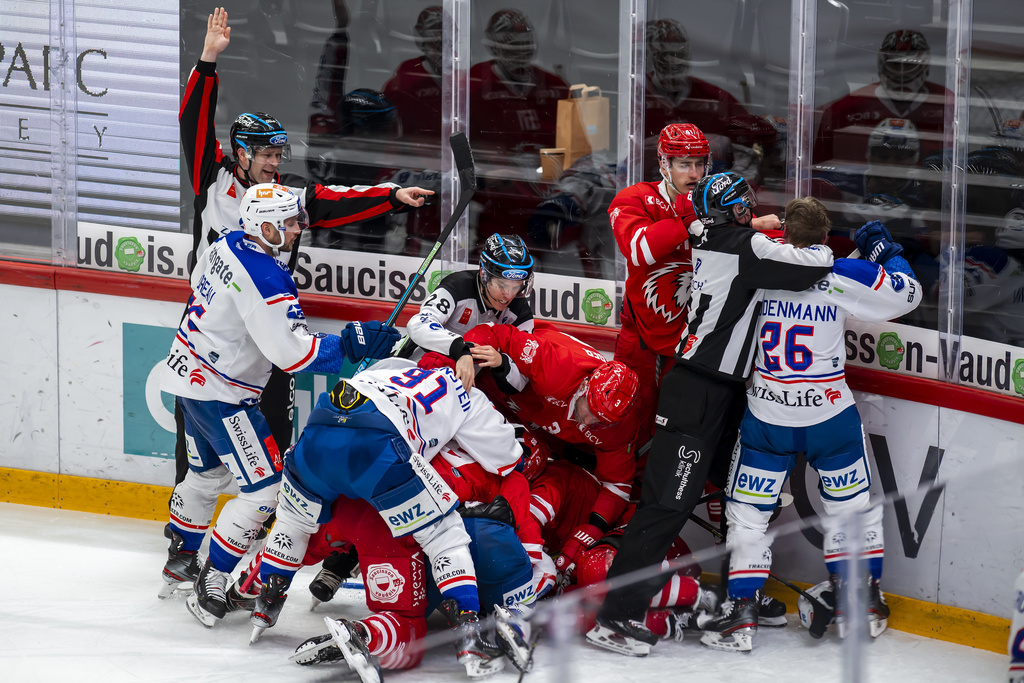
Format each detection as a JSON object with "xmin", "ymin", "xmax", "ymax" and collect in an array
[{"xmin": 642, "ymin": 262, "xmax": 692, "ymax": 324}]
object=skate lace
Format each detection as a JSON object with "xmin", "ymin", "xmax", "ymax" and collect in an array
[{"xmin": 202, "ymin": 567, "xmax": 228, "ymax": 598}]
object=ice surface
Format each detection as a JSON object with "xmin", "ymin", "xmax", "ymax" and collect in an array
[{"xmin": 0, "ymin": 502, "xmax": 1007, "ymax": 683}]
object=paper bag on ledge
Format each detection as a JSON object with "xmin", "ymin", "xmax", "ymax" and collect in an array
[{"xmin": 556, "ymin": 83, "xmax": 610, "ymax": 168}]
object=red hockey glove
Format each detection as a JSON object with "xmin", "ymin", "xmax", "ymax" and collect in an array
[{"xmin": 555, "ymin": 523, "xmax": 602, "ymax": 574}]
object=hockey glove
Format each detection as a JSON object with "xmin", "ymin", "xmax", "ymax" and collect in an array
[
  {"xmin": 514, "ymin": 425, "xmax": 549, "ymax": 482},
  {"xmin": 340, "ymin": 321, "xmax": 401, "ymax": 361},
  {"xmin": 855, "ymin": 220, "xmax": 904, "ymax": 265},
  {"xmin": 555, "ymin": 523, "xmax": 602, "ymax": 575},
  {"xmin": 532, "ymin": 553, "xmax": 557, "ymax": 599}
]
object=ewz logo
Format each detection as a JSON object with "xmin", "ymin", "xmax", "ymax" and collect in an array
[
  {"xmin": 389, "ymin": 503, "xmax": 431, "ymax": 529},
  {"xmin": 505, "ymin": 585, "xmax": 535, "ymax": 606}
]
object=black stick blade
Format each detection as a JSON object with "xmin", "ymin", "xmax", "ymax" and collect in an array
[{"xmin": 449, "ymin": 131, "xmax": 476, "ymax": 193}]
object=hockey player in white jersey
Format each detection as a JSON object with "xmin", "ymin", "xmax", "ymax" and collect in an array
[
  {"xmin": 252, "ymin": 358, "xmax": 523, "ymax": 676},
  {"xmin": 398, "ymin": 233, "xmax": 535, "ymax": 391},
  {"xmin": 159, "ymin": 184, "xmax": 400, "ymax": 623},
  {"xmin": 700, "ymin": 198, "xmax": 921, "ymax": 652}
]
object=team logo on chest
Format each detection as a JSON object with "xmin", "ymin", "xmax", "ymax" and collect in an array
[{"xmin": 642, "ymin": 262, "xmax": 691, "ymax": 323}]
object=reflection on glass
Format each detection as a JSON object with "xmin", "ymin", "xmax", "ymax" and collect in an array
[
  {"xmin": 815, "ymin": 30, "xmax": 950, "ymax": 165},
  {"xmin": 643, "ymin": 18, "xmax": 750, "ymax": 179}
]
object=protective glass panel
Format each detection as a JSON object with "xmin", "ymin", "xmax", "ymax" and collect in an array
[
  {"xmin": 466, "ymin": 1, "xmax": 621, "ymax": 282},
  {"xmin": 811, "ymin": 2, "xmax": 951, "ymax": 332},
  {"xmin": 960, "ymin": 6, "xmax": 1024, "ymax": 349},
  {"xmin": 1, "ymin": 0, "xmax": 179, "ymax": 263},
  {"xmin": 177, "ymin": 0, "xmax": 445, "ymax": 263}
]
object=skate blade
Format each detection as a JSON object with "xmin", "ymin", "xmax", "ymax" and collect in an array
[
  {"xmin": 186, "ymin": 592, "xmax": 219, "ymax": 628},
  {"xmin": 325, "ymin": 618, "xmax": 381, "ymax": 683},
  {"xmin": 310, "ymin": 596, "xmax": 323, "ymax": 612},
  {"xmin": 758, "ymin": 614, "xmax": 788, "ymax": 627},
  {"xmin": 158, "ymin": 579, "xmax": 192, "ymax": 600},
  {"xmin": 494, "ymin": 614, "xmax": 532, "ymax": 673},
  {"xmin": 249, "ymin": 625, "xmax": 266, "ymax": 645},
  {"xmin": 868, "ymin": 616, "xmax": 888, "ymax": 638},
  {"xmin": 459, "ymin": 653, "xmax": 506, "ymax": 679},
  {"xmin": 700, "ymin": 628, "xmax": 754, "ymax": 652},
  {"xmin": 584, "ymin": 624, "xmax": 651, "ymax": 657},
  {"xmin": 289, "ymin": 635, "xmax": 343, "ymax": 667}
]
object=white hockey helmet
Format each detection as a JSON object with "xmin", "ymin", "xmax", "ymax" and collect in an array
[
  {"xmin": 238, "ymin": 184, "xmax": 307, "ymax": 251},
  {"xmin": 797, "ymin": 580, "xmax": 835, "ymax": 630}
]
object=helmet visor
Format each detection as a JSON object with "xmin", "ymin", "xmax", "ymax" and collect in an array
[{"xmin": 246, "ymin": 143, "xmax": 292, "ymax": 164}]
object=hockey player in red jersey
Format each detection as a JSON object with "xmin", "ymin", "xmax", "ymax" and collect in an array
[
  {"xmin": 814, "ymin": 29, "xmax": 951, "ymax": 164},
  {"xmin": 462, "ymin": 323, "xmax": 645, "ymax": 581},
  {"xmin": 249, "ymin": 492, "xmax": 536, "ymax": 678},
  {"xmin": 610, "ymin": 124, "xmax": 781, "ymax": 507}
]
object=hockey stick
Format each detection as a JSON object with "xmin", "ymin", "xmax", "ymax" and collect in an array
[
  {"xmin": 354, "ymin": 131, "xmax": 477, "ymax": 373},
  {"xmin": 686, "ymin": 512, "xmax": 835, "ymax": 635}
]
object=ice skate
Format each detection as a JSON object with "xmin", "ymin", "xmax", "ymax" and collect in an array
[
  {"xmin": 699, "ymin": 591, "xmax": 761, "ymax": 652},
  {"xmin": 867, "ymin": 576, "xmax": 890, "ymax": 638},
  {"xmin": 656, "ymin": 606, "xmax": 716, "ymax": 641},
  {"xmin": 186, "ymin": 558, "xmax": 229, "ymax": 627},
  {"xmin": 324, "ymin": 617, "xmax": 383, "ymax": 683},
  {"xmin": 159, "ymin": 528, "xmax": 200, "ymax": 599},
  {"xmin": 225, "ymin": 568, "xmax": 260, "ymax": 614},
  {"xmin": 832, "ymin": 573, "xmax": 889, "ymax": 639},
  {"xmin": 309, "ymin": 549, "xmax": 359, "ymax": 610},
  {"xmin": 438, "ymin": 599, "xmax": 505, "ymax": 678},
  {"xmin": 250, "ymin": 573, "xmax": 289, "ymax": 644},
  {"xmin": 493, "ymin": 604, "xmax": 533, "ymax": 672},
  {"xmin": 585, "ymin": 615, "xmax": 658, "ymax": 656},
  {"xmin": 291, "ymin": 633, "xmax": 343, "ymax": 666},
  {"xmin": 759, "ymin": 592, "xmax": 788, "ymax": 627}
]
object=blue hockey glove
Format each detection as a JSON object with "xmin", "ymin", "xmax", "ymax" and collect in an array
[
  {"xmin": 855, "ymin": 220, "xmax": 904, "ymax": 265},
  {"xmin": 340, "ymin": 320, "xmax": 401, "ymax": 361}
]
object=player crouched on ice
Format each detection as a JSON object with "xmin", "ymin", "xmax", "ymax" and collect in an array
[
  {"xmin": 250, "ymin": 359, "xmax": 526, "ymax": 676},
  {"xmin": 158, "ymin": 184, "xmax": 399, "ymax": 613},
  {"xmin": 241, "ymin": 489, "xmax": 536, "ymax": 680},
  {"xmin": 700, "ymin": 198, "xmax": 920, "ymax": 652}
]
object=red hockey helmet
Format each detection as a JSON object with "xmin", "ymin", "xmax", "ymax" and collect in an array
[
  {"xmin": 658, "ymin": 123, "xmax": 710, "ymax": 167},
  {"xmin": 586, "ymin": 361, "xmax": 639, "ymax": 424},
  {"xmin": 576, "ymin": 544, "xmax": 616, "ymax": 587}
]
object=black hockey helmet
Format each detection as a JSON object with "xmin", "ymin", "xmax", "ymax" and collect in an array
[
  {"xmin": 479, "ymin": 233, "xmax": 535, "ymax": 297},
  {"xmin": 692, "ymin": 172, "xmax": 757, "ymax": 228},
  {"xmin": 339, "ymin": 88, "xmax": 399, "ymax": 137},
  {"xmin": 229, "ymin": 112, "xmax": 291, "ymax": 162}
]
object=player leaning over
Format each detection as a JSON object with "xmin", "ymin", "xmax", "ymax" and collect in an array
[
  {"xmin": 159, "ymin": 185, "xmax": 399, "ymax": 620},
  {"xmin": 700, "ymin": 199, "xmax": 921, "ymax": 652},
  {"xmin": 399, "ymin": 233, "xmax": 536, "ymax": 391},
  {"xmin": 251, "ymin": 359, "xmax": 524, "ymax": 676},
  {"xmin": 589, "ymin": 173, "xmax": 834, "ymax": 656}
]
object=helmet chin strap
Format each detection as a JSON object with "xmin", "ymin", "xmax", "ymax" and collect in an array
[
  {"xmin": 258, "ymin": 224, "xmax": 286, "ymax": 256},
  {"xmin": 238, "ymin": 148, "xmax": 262, "ymax": 187}
]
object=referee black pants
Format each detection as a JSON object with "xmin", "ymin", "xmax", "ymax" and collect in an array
[{"xmin": 598, "ymin": 362, "xmax": 746, "ymax": 623}]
